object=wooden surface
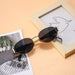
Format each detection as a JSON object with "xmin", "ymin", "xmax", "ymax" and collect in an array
[{"xmin": 0, "ymin": 0, "xmax": 75, "ymax": 75}]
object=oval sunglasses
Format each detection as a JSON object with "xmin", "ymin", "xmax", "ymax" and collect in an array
[{"xmin": 13, "ymin": 27, "xmax": 62, "ymax": 61}]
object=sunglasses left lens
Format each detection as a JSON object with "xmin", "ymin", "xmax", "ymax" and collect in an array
[
  {"xmin": 38, "ymin": 27, "xmax": 58, "ymax": 42},
  {"xmin": 14, "ymin": 38, "xmax": 34, "ymax": 54}
]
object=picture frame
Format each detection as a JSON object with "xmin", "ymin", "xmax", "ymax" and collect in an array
[{"xmin": 31, "ymin": 0, "xmax": 75, "ymax": 57}]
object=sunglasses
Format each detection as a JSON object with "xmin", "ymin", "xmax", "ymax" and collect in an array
[{"xmin": 13, "ymin": 27, "xmax": 62, "ymax": 61}]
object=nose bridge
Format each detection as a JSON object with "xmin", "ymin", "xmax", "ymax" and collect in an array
[{"xmin": 32, "ymin": 36, "xmax": 39, "ymax": 43}]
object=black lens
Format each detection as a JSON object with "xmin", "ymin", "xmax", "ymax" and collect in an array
[
  {"xmin": 14, "ymin": 38, "xmax": 34, "ymax": 54},
  {"xmin": 38, "ymin": 27, "xmax": 58, "ymax": 42}
]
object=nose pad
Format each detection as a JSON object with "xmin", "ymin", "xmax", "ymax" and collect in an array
[
  {"xmin": 38, "ymin": 27, "xmax": 58, "ymax": 42},
  {"xmin": 14, "ymin": 38, "xmax": 34, "ymax": 54}
]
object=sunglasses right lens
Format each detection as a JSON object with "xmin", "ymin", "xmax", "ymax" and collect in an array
[
  {"xmin": 14, "ymin": 38, "xmax": 34, "ymax": 54},
  {"xmin": 38, "ymin": 27, "xmax": 58, "ymax": 42}
]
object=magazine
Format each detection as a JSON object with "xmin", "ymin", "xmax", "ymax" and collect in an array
[{"xmin": 0, "ymin": 30, "xmax": 34, "ymax": 75}]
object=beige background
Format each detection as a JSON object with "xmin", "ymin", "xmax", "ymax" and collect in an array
[{"xmin": 0, "ymin": 0, "xmax": 75, "ymax": 75}]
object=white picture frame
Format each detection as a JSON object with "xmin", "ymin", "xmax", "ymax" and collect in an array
[{"xmin": 31, "ymin": 0, "xmax": 75, "ymax": 57}]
